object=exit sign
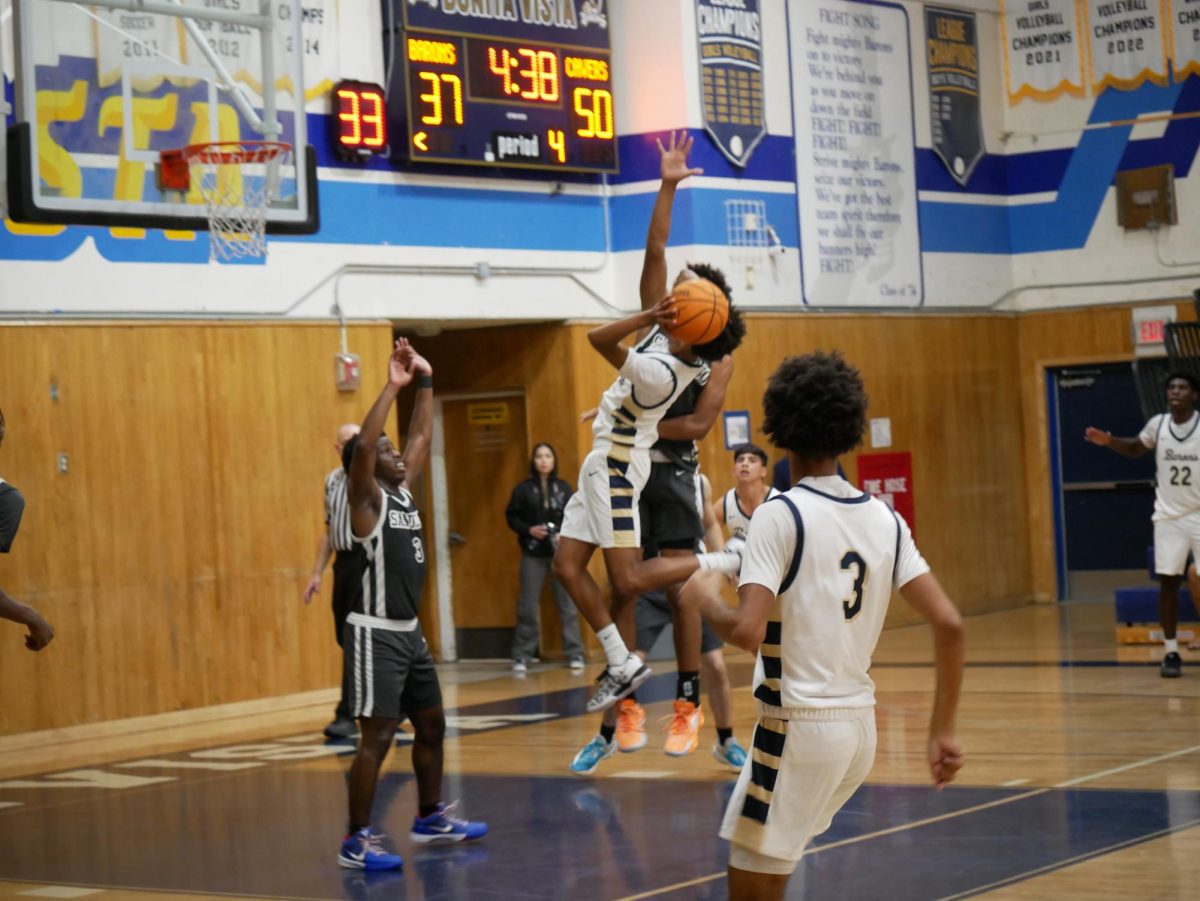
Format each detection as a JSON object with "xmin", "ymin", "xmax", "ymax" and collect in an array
[{"xmin": 1132, "ymin": 305, "xmax": 1176, "ymax": 357}]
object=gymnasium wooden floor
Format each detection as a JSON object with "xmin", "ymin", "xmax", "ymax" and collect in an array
[{"xmin": 2, "ymin": 602, "xmax": 1198, "ymax": 900}]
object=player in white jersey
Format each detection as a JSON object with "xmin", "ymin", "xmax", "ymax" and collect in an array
[
  {"xmin": 1085, "ymin": 371, "xmax": 1200, "ymax": 677},
  {"xmin": 684, "ymin": 352, "xmax": 965, "ymax": 899},
  {"xmin": 553, "ymin": 132, "xmax": 748, "ymax": 715},
  {"xmin": 718, "ymin": 443, "xmax": 780, "ymax": 539}
]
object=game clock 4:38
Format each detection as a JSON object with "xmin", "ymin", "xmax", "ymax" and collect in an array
[{"xmin": 400, "ymin": 33, "xmax": 618, "ymax": 174}]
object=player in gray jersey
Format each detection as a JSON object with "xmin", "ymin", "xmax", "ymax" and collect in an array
[
  {"xmin": 335, "ymin": 340, "xmax": 485, "ymax": 873},
  {"xmin": 1086, "ymin": 371, "xmax": 1200, "ymax": 677}
]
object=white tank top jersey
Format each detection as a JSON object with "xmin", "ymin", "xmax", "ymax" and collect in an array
[
  {"xmin": 1139, "ymin": 412, "xmax": 1200, "ymax": 521},
  {"xmin": 722, "ymin": 486, "xmax": 781, "ymax": 539},
  {"xmin": 590, "ymin": 328, "xmax": 708, "ymax": 457},
  {"xmin": 738, "ymin": 475, "xmax": 930, "ymax": 711}
]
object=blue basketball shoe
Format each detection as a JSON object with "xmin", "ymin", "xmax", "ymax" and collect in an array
[
  {"xmin": 337, "ymin": 828, "xmax": 403, "ymax": 871},
  {"xmin": 713, "ymin": 737, "xmax": 748, "ymax": 771},
  {"xmin": 569, "ymin": 734, "xmax": 616, "ymax": 776},
  {"xmin": 410, "ymin": 801, "xmax": 488, "ymax": 843}
]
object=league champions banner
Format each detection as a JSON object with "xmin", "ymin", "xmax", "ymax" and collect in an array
[
  {"xmin": 696, "ymin": 0, "xmax": 765, "ymax": 167},
  {"xmin": 925, "ymin": 7, "xmax": 983, "ymax": 187},
  {"xmin": 1171, "ymin": 0, "xmax": 1200, "ymax": 82},
  {"xmin": 999, "ymin": 0, "xmax": 1086, "ymax": 104},
  {"xmin": 1082, "ymin": 0, "xmax": 1169, "ymax": 93}
]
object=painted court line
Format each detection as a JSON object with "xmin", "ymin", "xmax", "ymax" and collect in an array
[
  {"xmin": 1001, "ymin": 778, "xmax": 1030, "ymax": 787},
  {"xmin": 615, "ymin": 742, "xmax": 1200, "ymax": 901},
  {"xmin": 935, "ymin": 817, "xmax": 1200, "ymax": 901}
]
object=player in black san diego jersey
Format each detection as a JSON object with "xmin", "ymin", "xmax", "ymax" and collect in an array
[{"xmin": 336, "ymin": 339, "xmax": 486, "ymax": 872}]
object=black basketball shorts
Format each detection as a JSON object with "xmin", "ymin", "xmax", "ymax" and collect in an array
[
  {"xmin": 343, "ymin": 617, "xmax": 443, "ymax": 720},
  {"xmin": 639, "ymin": 462, "xmax": 704, "ymax": 549}
]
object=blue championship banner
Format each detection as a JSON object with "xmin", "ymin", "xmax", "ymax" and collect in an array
[
  {"xmin": 696, "ymin": 0, "xmax": 764, "ymax": 167},
  {"xmin": 925, "ymin": 6, "xmax": 984, "ymax": 187}
]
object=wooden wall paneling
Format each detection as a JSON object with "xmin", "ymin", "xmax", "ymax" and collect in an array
[{"xmin": 0, "ymin": 322, "xmax": 393, "ymax": 735}]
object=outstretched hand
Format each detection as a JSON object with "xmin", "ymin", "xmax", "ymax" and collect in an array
[
  {"xmin": 928, "ymin": 733, "xmax": 964, "ymax": 789},
  {"xmin": 579, "ymin": 407, "xmax": 599, "ymax": 424},
  {"xmin": 388, "ymin": 339, "xmax": 417, "ymax": 390},
  {"xmin": 657, "ymin": 130, "xmax": 703, "ymax": 185},
  {"xmin": 1084, "ymin": 427, "xmax": 1112, "ymax": 447}
]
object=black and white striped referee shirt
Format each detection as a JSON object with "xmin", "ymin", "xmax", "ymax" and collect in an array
[{"xmin": 324, "ymin": 467, "xmax": 355, "ymax": 552}]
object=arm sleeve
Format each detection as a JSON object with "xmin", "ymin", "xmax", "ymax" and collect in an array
[
  {"xmin": 1139, "ymin": 415, "xmax": 1161, "ymax": 448},
  {"xmin": 0, "ymin": 486, "xmax": 26, "ymax": 554},
  {"xmin": 892, "ymin": 512, "xmax": 931, "ymax": 589},
  {"xmin": 323, "ymin": 472, "xmax": 334, "ymax": 525},
  {"xmin": 506, "ymin": 484, "xmax": 533, "ymax": 536},
  {"xmin": 738, "ymin": 501, "xmax": 797, "ymax": 594}
]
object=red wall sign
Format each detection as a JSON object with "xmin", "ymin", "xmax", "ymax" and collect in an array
[{"xmin": 857, "ymin": 452, "xmax": 916, "ymax": 537}]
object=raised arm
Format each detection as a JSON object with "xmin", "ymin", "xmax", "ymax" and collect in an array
[
  {"xmin": 400, "ymin": 347, "xmax": 434, "ymax": 487},
  {"xmin": 587, "ymin": 298, "xmax": 676, "ymax": 370},
  {"xmin": 657, "ymin": 356, "xmax": 734, "ymax": 441},
  {"xmin": 1084, "ymin": 427, "xmax": 1151, "ymax": 458},
  {"xmin": 639, "ymin": 131, "xmax": 703, "ymax": 311},
  {"xmin": 899, "ymin": 572, "xmax": 965, "ymax": 789},
  {"xmin": 348, "ymin": 340, "xmax": 414, "ymax": 537}
]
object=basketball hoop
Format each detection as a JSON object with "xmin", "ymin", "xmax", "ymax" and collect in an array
[{"xmin": 160, "ymin": 141, "xmax": 293, "ymax": 261}]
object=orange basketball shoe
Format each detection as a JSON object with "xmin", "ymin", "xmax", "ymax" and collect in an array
[
  {"xmin": 615, "ymin": 699, "xmax": 647, "ymax": 752},
  {"xmin": 663, "ymin": 700, "xmax": 704, "ymax": 756}
]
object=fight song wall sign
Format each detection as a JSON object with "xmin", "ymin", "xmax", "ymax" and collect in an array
[
  {"xmin": 696, "ymin": 0, "xmax": 765, "ymax": 167},
  {"xmin": 924, "ymin": 6, "xmax": 984, "ymax": 187}
]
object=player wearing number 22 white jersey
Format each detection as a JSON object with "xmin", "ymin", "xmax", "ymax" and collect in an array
[
  {"xmin": 1085, "ymin": 371, "xmax": 1200, "ymax": 678},
  {"xmin": 685, "ymin": 352, "xmax": 964, "ymax": 900}
]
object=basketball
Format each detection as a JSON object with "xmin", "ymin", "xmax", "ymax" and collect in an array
[{"xmin": 668, "ymin": 278, "xmax": 729, "ymax": 345}]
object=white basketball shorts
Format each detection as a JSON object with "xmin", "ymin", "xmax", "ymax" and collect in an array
[
  {"xmin": 559, "ymin": 448, "xmax": 650, "ymax": 549},
  {"xmin": 1154, "ymin": 512, "xmax": 1200, "ymax": 576},
  {"xmin": 720, "ymin": 708, "xmax": 876, "ymax": 871}
]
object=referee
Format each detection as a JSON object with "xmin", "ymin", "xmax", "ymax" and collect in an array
[{"xmin": 304, "ymin": 422, "xmax": 362, "ymax": 739}]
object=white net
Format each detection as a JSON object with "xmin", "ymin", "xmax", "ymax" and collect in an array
[{"xmin": 186, "ymin": 142, "xmax": 293, "ymax": 261}]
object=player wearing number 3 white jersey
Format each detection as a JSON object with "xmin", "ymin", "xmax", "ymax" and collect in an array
[
  {"xmin": 1085, "ymin": 371, "xmax": 1200, "ymax": 677},
  {"xmin": 683, "ymin": 352, "xmax": 965, "ymax": 900}
]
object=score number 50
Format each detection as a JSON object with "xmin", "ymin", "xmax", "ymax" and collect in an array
[{"xmin": 573, "ymin": 88, "xmax": 613, "ymax": 139}]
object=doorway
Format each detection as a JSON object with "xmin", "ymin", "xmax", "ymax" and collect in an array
[
  {"xmin": 431, "ymin": 391, "xmax": 529, "ymax": 660},
  {"xmin": 1048, "ymin": 364, "xmax": 1156, "ymax": 600}
]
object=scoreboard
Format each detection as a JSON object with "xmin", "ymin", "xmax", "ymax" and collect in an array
[{"xmin": 391, "ymin": 0, "xmax": 618, "ymax": 174}]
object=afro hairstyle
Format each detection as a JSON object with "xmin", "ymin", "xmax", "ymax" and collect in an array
[{"xmin": 762, "ymin": 351, "xmax": 867, "ymax": 459}]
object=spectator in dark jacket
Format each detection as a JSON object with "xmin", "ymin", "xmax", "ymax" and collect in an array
[{"xmin": 506, "ymin": 443, "xmax": 584, "ymax": 675}]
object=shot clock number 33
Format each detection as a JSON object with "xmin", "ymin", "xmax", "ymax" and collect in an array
[{"xmin": 402, "ymin": 32, "xmax": 618, "ymax": 173}]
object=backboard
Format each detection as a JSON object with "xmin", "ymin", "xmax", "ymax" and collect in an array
[{"xmin": 6, "ymin": 0, "xmax": 317, "ymax": 235}]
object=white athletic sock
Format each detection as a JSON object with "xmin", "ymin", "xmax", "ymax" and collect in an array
[
  {"xmin": 597, "ymin": 623, "xmax": 629, "ymax": 668},
  {"xmin": 697, "ymin": 552, "xmax": 739, "ymax": 575},
  {"xmin": 1164, "ymin": 638, "xmax": 1179, "ymax": 654}
]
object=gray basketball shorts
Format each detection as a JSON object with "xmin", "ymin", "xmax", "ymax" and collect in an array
[
  {"xmin": 636, "ymin": 590, "xmax": 723, "ymax": 655},
  {"xmin": 343, "ymin": 621, "xmax": 442, "ymax": 720}
]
